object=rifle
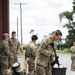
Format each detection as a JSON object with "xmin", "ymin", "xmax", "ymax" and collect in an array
[{"xmin": 50, "ymin": 43, "xmax": 60, "ymax": 67}]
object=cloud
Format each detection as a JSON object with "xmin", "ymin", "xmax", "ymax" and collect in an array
[{"xmin": 10, "ymin": 0, "xmax": 72, "ymax": 43}]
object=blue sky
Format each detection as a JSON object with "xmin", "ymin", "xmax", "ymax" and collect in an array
[{"xmin": 9, "ymin": 0, "xmax": 73, "ymax": 44}]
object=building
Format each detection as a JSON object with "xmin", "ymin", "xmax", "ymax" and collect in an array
[{"xmin": 0, "ymin": 0, "xmax": 9, "ymax": 40}]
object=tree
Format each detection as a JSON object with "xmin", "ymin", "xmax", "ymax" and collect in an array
[
  {"xmin": 59, "ymin": 11, "xmax": 74, "ymax": 30},
  {"xmin": 59, "ymin": 0, "xmax": 75, "ymax": 48},
  {"xmin": 73, "ymin": 0, "xmax": 75, "ymax": 12}
]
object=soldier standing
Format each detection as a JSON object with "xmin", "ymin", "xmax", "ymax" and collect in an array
[
  {"xmin": 70, "ymin": 42, "xmax": 75, "ymax": 71},
  {"xmin": 9, "ymin": 31, "xmax": 20, "ymax": 68},
  {"xmin": 36, "ymin": 30, "xmax": 62, "ymax": 75},
  {"xmin": 24, "ymin": 35, "xmax": 38, "ymax": 75},
  {"xmin": 0, "ymin": 33, "xmax": 12, "ymax": 75}
]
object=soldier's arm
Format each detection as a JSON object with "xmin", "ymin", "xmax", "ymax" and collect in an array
[
  {"xmin": 17, "ymin": 41, "xmax": 20, "ymax": 50},
  {"xmin": 23, "ymin": 44, "xmax": 28, "ymax": 50},
  {"xmin": 8, "ymin": 39, "xmax": 12, "ymax": 45},
  {"xmin": 39, "ymin": 39, "xmax": 52, "ymax": 57},
  {"xmin": 3, "ymin": 43, "xmax": 11, "ymax": 57},
  {"xmin": 70, "ymin": 47, "xmax": 75, "ymax": 53}
]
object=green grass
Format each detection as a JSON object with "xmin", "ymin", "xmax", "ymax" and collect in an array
[
  {"xmin": 57, "ymin": 48, "xmax": 71, "ymax": 54},
  {"xmin": 17, "ymin": 53, "xmax": 24, "ymax": 56},
  {"xmin": 17, "ymin": 48, "xmax": 71, "ymax": 56}
]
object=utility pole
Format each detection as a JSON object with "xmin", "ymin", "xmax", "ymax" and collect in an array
[
  {"xmin": 15, "ymin": 3, "xmax": 27, "ymax": 44},
  {"xmin": 17, "ymin": 17, "xmax": 18, "ymax": 40}
]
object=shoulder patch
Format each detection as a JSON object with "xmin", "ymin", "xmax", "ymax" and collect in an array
[{"xmin": 43, "ymin": 41, "xmax": 47, "ymax": 45}]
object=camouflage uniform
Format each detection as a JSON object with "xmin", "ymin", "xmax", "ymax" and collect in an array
[
  {"xmin": 0, "ymin": 40, "xmax": 11, "ymax": 75},
  {"xmin": 25, "ymin": 42, "xmax": 37, "ymax": 75},
  {"xmin": 36, "ymin": 36, "xmax": 55, "ymax": 75},
  {"xmin": 70, "ymin": 43, "xmax": 75, "ymax": 71},
  {"xmin": 8, "ymin": 38, "xmax": 20, "ymax": 68}
]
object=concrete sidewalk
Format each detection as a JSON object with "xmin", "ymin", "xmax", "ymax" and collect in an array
[
  {"xmin": 18, "ymin": 54, "xmax": 75, "ymax": 75},
  {"xmin": 58, "ymin": 54, "xmax": 75, "ymax": 75}
]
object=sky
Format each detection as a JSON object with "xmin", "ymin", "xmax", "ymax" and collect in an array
[{"xmin": 9, "ymin": 0, "xmax": 73, "ymax": 44}]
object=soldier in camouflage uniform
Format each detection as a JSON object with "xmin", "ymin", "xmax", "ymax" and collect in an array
[
  {"xmin": 36, "ymin": 30, "xmax": 62, "ymax": 75},
  {"xmin": 70, "ymin": 42, "xmax": 75, "ymax": 71},
  {"xmin": 8, "ymin": 31, "xmax": 20, "ymax": 68},
  {"xmin": 0, "ymin": 33, "xmax": 12, "ymax": 75},
  {"xmin": 24, "ymin": 35, "xmax": 38, "ymax": 75}
]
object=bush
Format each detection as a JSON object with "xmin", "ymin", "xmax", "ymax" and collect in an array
[{"xmin": 62, "ymin": 48, "xmax": 70, "ymax": 54}]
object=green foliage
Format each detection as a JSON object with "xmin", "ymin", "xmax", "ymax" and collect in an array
[
  {"xmin": 68, "ymin": 29, "xmax": 75, "ymax": 35},
  {"xmin": 60, "ymin": 48, "xmax": 71, "ymax": 54},
  {"xmin": 59, "ymin": 0, "xmax": 75, "ymax": 48},
  {"xmin": 63, "ymin": 23, "xmax": 72, "ymax": 29},
  {"xmin": 58, "ymin": 44, "xmax": 68, "ymax": 50},
  {"xmin": 17, "ymin": 53, "xmax": 24, "ymax": 56},
  {"xmin": 73, "ymin": 0, "xmax": 75, "ymax": 12},
  {"xmin": 59, "ymin": 11, "xmax": 73, "ymax": 22}
]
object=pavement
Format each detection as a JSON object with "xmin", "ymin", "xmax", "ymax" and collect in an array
[
  {"xmin": 18, "ymin": 54, "xmax": 75, "ymax": 75},
  {"xmin": 58, "ymin": 54, "xmax": 75, "ymax": 75}
]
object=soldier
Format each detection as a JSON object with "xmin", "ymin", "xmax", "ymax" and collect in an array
[
  {"xmin": 36, "ymin": 30, "xmax": 62, "ymax": 75},
  {"xmin": 24, "ymin": 35, "xmax": 38, "ymax": 75},
  {"xmin": 8, "ymin": 31, "xmax": 20, "ymax": 68},
  {"xmin": 0, "ymin": 33, "xmax": 12, "ymax": 75},
  {"xmin": 70, "ymin": 42, "xmax": 75, "ymax": 71}
]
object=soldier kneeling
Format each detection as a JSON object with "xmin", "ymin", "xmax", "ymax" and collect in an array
[{"xmin": 5, "ymin": 62, "xmax": 23, "ymax": 75}]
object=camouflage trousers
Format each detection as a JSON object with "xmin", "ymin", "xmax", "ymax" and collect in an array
[
  {"xmin": 8, "ymin": 54, "xmax": 18, "ymax": 68},
  {"xmin": 71, "ymin": 58, "xmax": 75, "ymax": 71},
  {"xmin": 27, "ymin": 59, "xmax": 36, "ymax": 75},
  {"xmin": 0, "ymin": 56, "xmax": 9, "ymax": 75},
  {"xmin": 36, "ymin": 64, "xmax": 52, "ymax": 75}
]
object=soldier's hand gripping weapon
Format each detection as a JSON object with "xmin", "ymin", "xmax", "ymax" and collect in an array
[{"xmin": 50, "ymin": 43, "xmax": 60, "ymax": 67}]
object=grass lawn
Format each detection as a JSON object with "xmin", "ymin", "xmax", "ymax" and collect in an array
[
  {"xmin": 17, "ymin": 48, "xmax": 71, "ymax": 56},
  {"xmin": 17, "ymin": 53, "xmax": 24, "ymax": 56},
  {"xmin": 57, "ymin": 48, "xmax": 71, "ymax": 54}
]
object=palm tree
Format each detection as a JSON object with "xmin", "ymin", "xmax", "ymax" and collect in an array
[
  {"xmin": 58, "ymin": 0, "xmax": 75, "ymax": 48},
  {"xmin": 59, "ymin": 11, "xmax": 74, "ymax": 30},
  {"xmin": 59, "ymin": 10, "xmax": 75, "ymax": 47}
]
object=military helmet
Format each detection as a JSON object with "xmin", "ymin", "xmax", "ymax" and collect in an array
[{"xmin": 12, "ymin": 62, "xmax": 22, "ymax": 73}]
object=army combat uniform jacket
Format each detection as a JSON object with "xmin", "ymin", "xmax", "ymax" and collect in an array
[
  {"xmin": 36, "ymin": 36, "xmax": 55, "ymax": 67},
  {"xmin": 0, "ymin": 40, "xmax": 11, "ymax": 57},
  {"xmin": 0, "ymin": 40, "xmax": 11, "ymax": 75},
  {"xmin": 9, "ymin": 38, "xmax": 20, "ymax": 54},
  {"xmin": 8, "ymin": 38, "xmax": 20, "ymax": 67}
]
